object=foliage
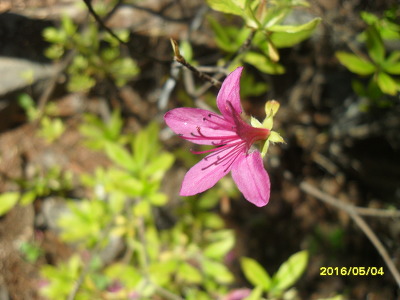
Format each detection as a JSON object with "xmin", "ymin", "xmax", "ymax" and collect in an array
[
  {"xmin": 37, "ymin": 112, "xmax": 239, "ymax": 299},
  {"xmin": 19, "ymin": 241, "xmax": 43, "ymax": 263},
  {"xmin": 335, "ymin": 9, "xmax": 400, "ymax": 104},
  {"xmin": 240, "ymin": 250, "xmax": 309, "ymax": 298},
  {"xmin": 206, "ymin": 0, "xmax": 321, "ymax": 74},
  {"xmin": 18, "ymin": 93, "xmax": 66, "ymax": 143},
  {"xmin": 43, "ymin": 13, "xmax": 139, "ymax": 92},
  {"xmin": 0, "ymin": 165, "xmax": 72, "ymax": 216}
]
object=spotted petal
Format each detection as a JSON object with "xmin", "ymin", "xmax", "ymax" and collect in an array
[
  {"xmin": 180, "ymin": 147, "xmax": 236, "ymax": 196},
  {"xmin": 217, "ymin": 67, "xmax": 243, "ymax": 122},
  {"xmin": 231, "ymin": 151, "xmax": 270, "ymax": 207},
  {"xmin": 164, "ymin": 108, "xmax": 235, "ymax": 145}
]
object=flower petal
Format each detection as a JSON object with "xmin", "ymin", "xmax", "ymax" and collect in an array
[
  {"xmin": 180, "ymin": 147, "xmax": 235, "ymax": 196},
  {"xmin": 217, "ymin": 67, "xmax": 243, "ymax": 121},
  {"xmin": 231, "ymin": 151, "xmax": 270, "ymax": 207},
  {"xmin": 164, "ymin": 107, "xmax": 235, "ymax": 145}
]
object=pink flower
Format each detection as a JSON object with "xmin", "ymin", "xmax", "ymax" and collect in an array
[
  {"xmin": 164, "ymin": 67, "xmax": 272, "ymax": 207},
  {"xmin": 222, "ymin": 288, "xmax": 252, "ymax": 300}
]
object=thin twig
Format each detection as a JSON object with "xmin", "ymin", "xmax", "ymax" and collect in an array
[
  {"xmin": 81, "ymin": 0, "xmax": 169, "ymax": 64},
  {"xmin": 35, "ymin": 50, "xmax": 76, "ymax": 124},
  {"xmin": 354, "ymin": 206, "xmax": 400, "ymax": 218},
  {"xmin": 82, "ymin": 0, "xmax": 125, "ymax": 45},
  {"xmin": 300, "ymin": 181, "xmax": 400, "ymax": 288},
  {"xmin": 170, "ymin": 39, "xmax": 222, "ymax": 88}
]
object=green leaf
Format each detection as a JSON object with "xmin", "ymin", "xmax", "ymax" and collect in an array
[
  {"xmin": 197, "ymin": 191, "xmax": 220, "ymax": 209},
  {"xmin": 383, "ymin": 62, "xmax": 400, "ymax": 75},
  {"xmin": 243, "ymin": 52, "xmax": 285, "ymax": 74},
  {"xmin": 270, "ymin": 27, "xmax": 317, "ymax": 48},
  {"xmin": 133, "ymin": 200, "xmax": 151, "ymax": 217},
  {"xmin": 133, "ymin": 129, "xmax": 149, "ymax": 168},
  {"xmin": 203, "ymin": 259, "xmax": 234, "ymax": 284},
  {"xmin": 335, "ymin": 52, "xmax": 376, "ymax": 75},
  {"xmin": 360, "ymin": 11, "xmax": 379, "ymax": 25},
  {"xmin": 105, "ymin": 142, "xmax": 136, "ymax": 172},
  {"xmin": 382, "ymin": 52, "xmax": 400, "ymax": 75},
  {"xmin": 262, "ymin": 7, "xmax": 291, "ymax": 28},
  {"xmin": 271, "ymin": 250, "xmax": 308, "ymax": 293},
  {"xmin": 202, "ymin": 213, "xmax": 225, "ymax": 229},
  {"xmin": 143, "ymin": 152, "xmax": 174, "ymax": 179},
  {"xmin": 206, "ymin": 0, "xmax": 243, "ymax": 15},
  {"xmin": 67, "ymin": 74, "xmax": 96, "ymax": 92},
  {"xmin": 39, "ymin": 117, "xmax": 65, "ymax": 143},
  {"xmin": 44, "ymin": 44, "xmax": 64, "ymax": 60},
  {"xmin": 268, "ymin": 17, "xmax": 321, "ymax": 33},
  {"xmin": 40, "ymin": 255, "xmax": 82, "ymax": 299},
  {"xmin": 180, "ymin": 40, "xmax": 194, "ymax": 62},
  {"xmin": 149, "ymin": 260, "xmax": 178, "ymax": 286},
  {"xmin": 148, "ymin": 193, "xmax": 168, "ymax": 206},
  {"xmin": 365, "ymin": 25, "xmax": 385, "ymax": 64},
  {"xmin": 109, "ymin": 171, "xmax": 144, "ymax": 196},
  {"xmin": 240, "ymin": 73, "xmax": 269, "ymax": 97},
  {"xmin": 20, "ymin": 191, "xmax": 36, "ymax": 205},
  {"xmin": 240, "ymin": 257, "xmax": 271, "ymax": 291},
  {"xmin": 0, "ymin": 192, "xmax": 19, "ymax": 216},
  {"xmin": 204, "ymin": 231, "xmax": 235, "ymax": 259},
  {"xmin": 243, "ymin": 0, "xmax": 261, "ymax": 28},
  {"xmin": 42, "ymin": 27, "xmax": 66, "ymax": 44},
  {"xmin": 385, "ymin": 50, "xmax": 400, "ymax": 64},
  {"xmin": 207, "ymin": 16, "xmax": 233, "ymax": 52},
  {"xmin": 244, "ymin": 286, "xmax": 263, "ymax": 300},
  {"xmin": 177, "ymin": 262, "xmax": 202, "ymax": 284},
  {"xmin": 61, "ymin": 15, "xmax": 77, "ymax": 36},
  {"xmin": 376, "ymin": 72, "xmax": 398, "ymax": 95}
]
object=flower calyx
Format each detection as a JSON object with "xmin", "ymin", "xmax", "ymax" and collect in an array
[{"xmin": 250, "ymin": 100, "xmax": 285, "ymax": 157}]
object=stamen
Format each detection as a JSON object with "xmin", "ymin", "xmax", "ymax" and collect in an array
[
  {"xmin": 201, "ymin": 113, "xmax": 232, "ymax": 129},
  {"xmin": 191, "ymin": 141, "xmax": 242, "ymax": 155},
  {"xmin": 184, "ymin": 126, "xmax": 239, "ymax": 144},
  {"xmin": 200, "ymin": 141, "xmax": 247, "ymax": 173}
]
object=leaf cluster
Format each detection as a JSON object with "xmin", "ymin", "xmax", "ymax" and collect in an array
[
  {"xmin": 335, "ymin": 9, "xmax": 400, "ymax": 101},
  {"xmin": 39, "ymin": 111, "xmax": 238, "ymax": 299},
  {"xmin": 207, "ymin": 0, "xmax": 321, "ymax": 74},
  {"xmin": 43, "ymin": 14, "xmax": 139, "ymax": 92}
]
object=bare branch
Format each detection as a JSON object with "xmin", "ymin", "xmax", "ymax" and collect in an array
[{"xmin": 300, "ymin": 181, "xmax": 400, "ymax": 288}]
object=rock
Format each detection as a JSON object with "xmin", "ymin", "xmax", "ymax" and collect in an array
[{"xmin": 0, "ymin": 57, "xmax": 56, "ymax": 96}]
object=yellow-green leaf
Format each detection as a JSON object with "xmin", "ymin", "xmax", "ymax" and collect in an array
[
  {"xmin": 0, "ymin": 192, "xmax": 19, "ymax": 216},
  {"xmin": 271, "ymin": 250, "xmax": 308, "ymax": 293},
  {"xmin": 383, "ymin": 62, "xmax": 400, "ymax": 75},
  {"xmin": 336, "ymin": 52, "xmax": 376, "ymax": 75},
  {"xmin": 366, "ymin": 25, "xmax": 385, "ymax": 64},
  {"xmin": 240, "ymin": 257, "xmax": 271, "ymax": 291},
  {"xmin": 268, "ymin": 17, "xmax": 321, "ymax": 33},
  {"xmin": 206, "ymin": 0, "xmax": 243, "ymax": 15},
  {"xmin": 377, "ymin": 72, "xmax": 398, "ymax": 95},
  {"xmin": 243, "ymin": 52, "xmax": 285, "ymax": 74}
]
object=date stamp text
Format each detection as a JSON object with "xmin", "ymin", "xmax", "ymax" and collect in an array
[{"xmin": 320, "ymin": 267, "xmax": 384, "ymax": 276}]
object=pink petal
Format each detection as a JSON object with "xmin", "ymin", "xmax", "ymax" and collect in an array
[
  {"xmin": 217, "ymin": 67, "xmax": 243, "ymax": 121},
  {"xmin": 231, "ymin": 151, "xmax": 270, "ymax": 207},
  {"xmin": 180, "ymin": 147, "xmax": 235, "ymax": 196},
  {"xmin": 164, "ymin": 108, "xmax": 235, "ymax": 145}
]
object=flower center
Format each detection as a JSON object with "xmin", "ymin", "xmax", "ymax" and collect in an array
[
  {"xmin": 228, "ymin": 102, "xmax": 270, "ymax": 149},
  {"xmin": 186, "ymin": 103, "xmax": 270, "ymax": 173}
]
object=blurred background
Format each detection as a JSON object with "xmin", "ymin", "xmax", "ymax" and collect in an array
[{"xmin": 0, "ymin": 0, "xmax": 399, "ymax": 299}]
